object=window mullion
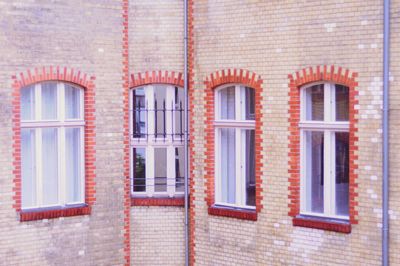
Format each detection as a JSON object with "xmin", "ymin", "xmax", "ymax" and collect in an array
[
  {"xmin": 323, "ymin": 130, "xmax": 332, "ymax": 216},
  {"xmin": 58, "ymin": 127, "xmax": 66, "ymax": 206},
  {"xmin": 167, "ymin": 146, "xmax": 175, "ymax": 197},
  {"xmin": 235, "ymin": 128, "xmax": 241, "ymax": 206},
  {"xmin": 35, "ymin": 84, "xmax": 42, "ymax": 121},
  {"xmin": 147, "ymin": 147, "xmax": 155, "ymax": 196},
  {"xmin": 324, "ymin": 83, "xmax": 331, "ymax": 122},
  {"xmin": 235, "ymin": 85, "xmax": 241, "ymax": 120},
  {"xmin": 330, "ymin": 131, "xmax": 337, "ymax": 216},
  {"xmin": 215, "ymin": 128, "xmax": 221, "ymax": 203},
  {"xmin": 36, "ymin": 128, "xmax": 43, "ymax": 207},
  {"xmin": 80, "ymin": 126, "xmax": 85, "ymax": 203},
  {"xmin": 166, "ymin": 86, "xmax": 174, "ymax": 141},
  {"xmin": 147, "ymin": 86, "xmax": 155, "ymax": 141}
]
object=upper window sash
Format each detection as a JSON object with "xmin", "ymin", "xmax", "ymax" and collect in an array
[
  {"xmin": 130, "ymin": 85, "xmax": 184, "ymax": 143},
  {"xmin": 214, "ymin": 84, "xmax": 255, "ymax": 122},
  {"xmin": 21, "ymin": 82, "xmax": 84, "ymax": 123},
  {"xmin": 300, "ymin": 82, "xmax": 349, "ymax": 124}
]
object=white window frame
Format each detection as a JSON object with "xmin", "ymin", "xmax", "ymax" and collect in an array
[
  {"xmin": 214, "ymin": 84, "xmax": 256, "ymax": 210},
  {"xmin": 299, "ymin": 82, "xmax": 350, "ymax": 220},
  {"xmin": 21, "ymin": 82, "xmax": 85, "ymax": 210},
  {"xmin": 130, "ymin": 84, "xmax": 184, "ymax": 198}
]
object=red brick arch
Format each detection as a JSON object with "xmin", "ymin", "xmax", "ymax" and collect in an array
[
  {"xmin": 130, "ymin": 70, "xmax": 184, "ymax": 88},
  {"xmin": 203, "ymin": 69, "xmax": 264, "ymax": 221},
  {"xmin": 288, "ymin": 65, "xmax": 359, "ymax": 232},
  {"xmin": 11, "ymin": 66, "xmax": 96, "ymax": 221}
]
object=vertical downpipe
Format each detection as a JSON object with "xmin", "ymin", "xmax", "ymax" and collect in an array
[
  {"xmin": 183, "ymin": 0, "xmax": 190, "ymax": 265},
  {"xmin": 382, "ymin": 0, "xmax": 390, "ymax": 265}
]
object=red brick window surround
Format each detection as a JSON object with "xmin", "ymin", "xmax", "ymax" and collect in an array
[
  {"xmin": 12, "ymin": 67, "xmax": 96, "ymax": 222},
  {"xmin": 204, "ymin": 69, "xmax": 264, "ymax": 221},
  {"xmin": 129, "ymin": 71, "xmax": 186, "ymax": 207},
  {"xmin": 288, "ymin": 65, "xmax": 359, "ymax": 233}
]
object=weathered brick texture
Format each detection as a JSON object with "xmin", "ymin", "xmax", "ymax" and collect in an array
[
  {"xmin": 0, "ymin": 1, "xmax": 126, "ymax": 265},
  {"xmin": 189, "ymin": 0, "xmax": 395, "ymax": 265}
]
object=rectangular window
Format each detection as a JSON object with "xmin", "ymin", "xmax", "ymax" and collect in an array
[
  {"xmin": 20, "ymin": 83, "xmax": 85, "ymax": 209},
  {"xmin": 300, "ymin": 83, "xmax": 349, "ymax": 219},
  {"xmin": 215, "ymin": 85, "xmax": 256, "ymax": 209},
  {"xmin": 130, "ymin": 85, "xmax": 185, "ymax": 197}
]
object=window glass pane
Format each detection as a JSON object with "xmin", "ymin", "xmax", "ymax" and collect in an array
[
  {"xmin": 174, "ymin": 87, "xmax": 185, "ymax": 139},
  {"xmin": 175, "ymin": 147, "xmax": 184, "ymax": 193},
  {"xmin": 65, "ymin": 84, "xmax": 81, "ymax": 119},
  {"xmin": 335, "ymin": 85, "xmax": 349, "ymax": 121},
  {"xmin": 21, "ymin": 128, "xmax": 36, "ymax": 208},
  {"xmin": 220, "ymin": 128, "xmax": 236, "ymax": 204},
  {"xmin": 133, "ymin": 148, "xmax": 146, "ymax": 192},
  {"xmin": 42, "ymin": 128, "xmax": 58, "ymax": 205},
  {"xmin": 219, "ymin": 86, "xmax": 235, "ymax": 120},
  {"xmin": 244, "ymin": 129, "xmax": 255, "ymax": 206},
  {"xmin": 21, "ymin": 85, "xmax": 35, "ymax": 120},
  {"xmin": 244, "ymin": 87, "xmax": 255, "ymax": 120},
  {"xmin": 154, "ymin": 86, "xmax": 166, "ymax": 138},
  {"xmin": 132, "ymin": 88, "xmax": 146, "ymax": 138},
  {"xmin": 335, "ymin": 132, "xmax": 349, "ymax": 216},
  {"xmin": 154, "ymin": 148, "xmax": 167, "ymax": 192},
  {"xmin": 305, "ymin": 84, "xmax": 324, "ymax": 121},
  {"xmin": 305, "ymin": 131, "xmax": 324, "ymax": 213},
  {"xmin": 41, "ymin": 83, "xmax": 57, "ymax": 120},
  {"xmin": 66, "ymin": 128, "xmax": 82, "ymax": 203}
]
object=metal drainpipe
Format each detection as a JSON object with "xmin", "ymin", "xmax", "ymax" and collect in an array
[
  {"xmin": 383, "ymin": 0, "xmax": 390, "ymax": 265},
  {"xmin": 183, "ymin": 0, "xmax": 190, "ymax": 265}
]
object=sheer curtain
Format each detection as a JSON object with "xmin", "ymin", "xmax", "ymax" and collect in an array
[
  {"xmin": 220, "ymin": 86, "xmax": 235, "ymax": 120},
  {"xmin": 220, "ymin": 128, "xmax": 236, "ymax": 204},
  {"xmin": 21, "ymin": 85, "xmax": 35, "ymax": 120},
  {"xmin": 21, "ymin": 129, "xmax": 36, "ymax": 207},
  {"xmin": 66, "ymin": 128, "xmax": 81, "ymax": 203},
  {"xmin": 41, "ymin": 83, "xmax": 57, "ymax": 120},
  {"xmin": 65, "ymin": 84, "xmax": 80, "ymax": 119},
  {"xmin": 42, "ymin": 128, "xmax": 58, "ymax": 205}
]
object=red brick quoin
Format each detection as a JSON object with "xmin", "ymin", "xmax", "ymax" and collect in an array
[
  {"xmin": 12, "ymin": 66, "xmax": 96, "ymax": 222},
  {"xmin": 129, "ymin": 70, "xmax": 185, "ymax": 207},
  {"xmin": 288, "ymin": 65, "xmax": 359, "ymax": 233},
  {"xmin": 203, "ymin": 69, "xmax": 264, "ymax": 221}
]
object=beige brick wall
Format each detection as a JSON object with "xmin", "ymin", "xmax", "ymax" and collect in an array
[
  {"xmin": 0, "ymin": 1, "xmax": 126, "ymax": 265},
  {"xmin": 131, "ymin": 207, "xmax": 185, "ymax": 266},
  {"xmin": 190, "ymin": 1, "xmax": 391, "ymax": 265},
  {"xmin": 129, "ymin": 1, "xmax": 185, "ymax": 265}
]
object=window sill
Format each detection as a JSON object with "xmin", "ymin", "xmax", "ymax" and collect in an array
[
  {"xmin": 292, "ymin": 215, "xmax": 351, "ymax": 234},
  {"xmin": 208, "ymin": 205, "xmax": 257, "ymax": 221},
  {"xmin": 131, "ymin": 197, "xmax": 184, "ymax": 207},
  {"xmin": 20, "ymin": 205, "xmax": 91, "ymax": 222}
]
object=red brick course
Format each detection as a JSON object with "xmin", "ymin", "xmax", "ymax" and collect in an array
[
  {"xmin": 122, "ymin": 0, "xmax": 131, "ymax": 265},
  {"xmin": 203, "ymin": 69, "xmax": 264, "ymax": 220},
  {"xmin": 11, "ymin": 66, "xmax": 96, "ymax": 221},
  {"xmin": 287, "ymin": 65, "xmax": 359, "ymax": 230}
]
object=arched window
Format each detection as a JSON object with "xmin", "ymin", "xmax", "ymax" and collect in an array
[
  {"xmin": 20, "ymin": 82, "xmax": 85, "ymax": 209},
  {"xmin": 300, "ymin": 82, "xmax": 349, "ymax": 218},
  {"xmin": 130, "ymin": 84, "xmax": 185, "ymax": 197},
  {"xmin": 214, "ymin": 84, "xmax": 255, "ymax": 208}
]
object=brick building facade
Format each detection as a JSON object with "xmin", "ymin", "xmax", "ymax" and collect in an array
[{"xmin": 0, "ymin": 1, "xmax": 399, "ymax": 265}]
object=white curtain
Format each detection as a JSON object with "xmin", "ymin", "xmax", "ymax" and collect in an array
[
  {"xmin": 220, "ymin": 128, "xmax": 236, "ymax": 204},
  {"xmin": 220, "ymin": 86, "xmax": 235, "ymax": 119},
  {"xmin": 41, "ymin": 83, "xmax": 57, "ymax": 120},
  {"xmin": 21, "ymin": 85, "xmax": 35, "ymax": 120},
  {"xmin": 42, "ymin": 128, "xmax": 58, "ymax": 205},
  {"xmin": 21, "ymin": 129, "xmax": 36, "ymax": 207},
  {"xmin": 66, "ymin": 128, "xmax": 82, "ymax": 203},
  {"xmin": 65, "ymin": 84, "xmax": 80, "ymax": 119}
]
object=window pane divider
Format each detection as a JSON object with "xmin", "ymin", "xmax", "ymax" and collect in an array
[
  {"xmin": 214, "ymin": 120, "xmax": 255, "ymax": 128},
  {"xmin": 299, "ymin": 122, "xmax": 349, "ymax": 131}
]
